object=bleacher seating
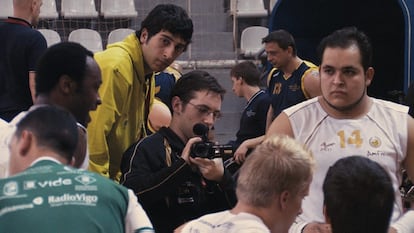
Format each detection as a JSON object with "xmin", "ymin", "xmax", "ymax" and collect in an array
[
  {"xmin": 38, "ymin": 29, "xmax": 61, "ymax": 47},
  {"xmin": 107, "ymin": 28, "xmax": 135, "ymax": 45},
  {"xmin": 39, "ymin": 0, "xmax": 59, "ymax": 19},
  {"xmin": 269, "ymin": 0, "xmax": 279, "ymax": 13},
  {"xmin": 240, "ymin": 26, "xmax": 268, "ymax": 58},
  {"xmin": 61, "ymin": 0, "xmax": 98, "ymax": 18},
  {"xmin": 230, "ymin": 0, "xmax": 268, "ymax": 18},
  {"xmin": 101, "ymin": 0, "xmax": 138, "ymax": 18},
  {"xmin": 229, "ymin": 0, "xmax": 268, "ymax": 57},
  {"xmin": 0, "ymin": 1, "xmax": 13, "ymax": 19},
  {"xmin": 68, "ymin": 29, "xmax": 103, "ymax": 53}
]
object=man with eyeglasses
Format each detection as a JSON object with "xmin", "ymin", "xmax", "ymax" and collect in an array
[{"xmin": 120, "ymin": 70, "xmax": 237, "ymax": 233}]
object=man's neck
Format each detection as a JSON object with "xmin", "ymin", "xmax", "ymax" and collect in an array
[
  {"xmin": 231, "ymin": 202, "xmax": 275, "ymax": 231},
  {"xmin": 280, "ymin": 56, "xmax": 302, "ymax": 77},
  {"xmin": 243, "ymin": 86, "xmax": 261, "ymax": 102},
  {"xmin": 318, "ymin": 95, "xmax": 373, "ymax": 119},
  {"xmin": 13, "ymin": 11, "xmax": 33, "ymax": 26},
  {"xmin": 168, "ymin": 123, "xmax": 188, "ymax": 143}
]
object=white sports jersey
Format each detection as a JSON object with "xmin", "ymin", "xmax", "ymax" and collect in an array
[
  {"xmin": 285, "ymin": 97, "xmax": 408, "ymax": 227},
  {"xmin": 180, "ymin": 211, "xmax": 270, "ymax": 233}
]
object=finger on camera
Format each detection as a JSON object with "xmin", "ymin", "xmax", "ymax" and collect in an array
[{"xmin": 190, "ymin": 156, "xmax": 212, "ymax": 166}]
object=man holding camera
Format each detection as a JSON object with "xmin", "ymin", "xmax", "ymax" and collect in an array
[{"xmin": 120, "ymin": 70, "xmax": 237, "ymax": 233}]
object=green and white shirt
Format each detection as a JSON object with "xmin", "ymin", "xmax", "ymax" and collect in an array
[{"xmin": 0, "ymin": 158, "xmax": 154, "ymax": 233}]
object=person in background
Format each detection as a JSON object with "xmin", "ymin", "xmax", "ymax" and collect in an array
[
  {"xmin": 1, "ymin": 105, "xmax": 154, "ymax": 233},
  {"xmin": 266, "ymin": 27, "xmax": 414, "ymax": 233},
  {"xmin": 176, "ymin": 134, "xmax": 314, "ymax": 233},
  {"xmin": 0, "ymin": 42, "xmax": 102, "ymax": 177},
  {"xmin": 0, "ymin": 0, "xmax": 47, "ymax": 121},
  {"xmin": 233, "ymin": 29, "xmax": 320, "ymax": 163},
  {"xmin": 147, "ymin": 62, "xmax": 183, "ymax": 135},
  {"xmin": 228, "ymin": 61, "xmax": 270, "ymax": 153},
  {"xmin": 121, "ymin": 70, "xmax": 236, "ymax": 233},
  {"xmin": 87, "ymin": 4, "xmax": 193, "ymax": 181},
  {"xmin": 323, "ymin": 156, "xmax": 395, "ymax": 233}
]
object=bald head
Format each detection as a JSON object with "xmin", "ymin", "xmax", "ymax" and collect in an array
[
  {"xmin": 13, "ymin": 0, "xmax": 31, "ymax": 9},
  {"xmin": 13, "ymin": 0, "xmax": 42, "ymax": 26}
]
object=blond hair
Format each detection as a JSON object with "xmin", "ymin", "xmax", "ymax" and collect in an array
[{"xmin": 236, "ymin": 135, "xmax": 314, "ymax": 207}]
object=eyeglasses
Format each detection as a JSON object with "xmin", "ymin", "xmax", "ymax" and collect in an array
[{"xmin": 187, "ymin": 102, "xmax": 222, "ymax": 119}]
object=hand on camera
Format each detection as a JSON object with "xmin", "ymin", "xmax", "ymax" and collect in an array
[
  {"xmin": 190, "ymin": 156, "xmax": 224, "ymax": 182},
  {"xmin": 181, "ymin": 137, "xmax": 202, "ymax": 164}
]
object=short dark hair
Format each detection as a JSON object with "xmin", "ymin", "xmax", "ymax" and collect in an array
[
  {"xmin": 136, "ymin": 4, "xmax": 193, "ymax": 50},
  {"xmin": 262, "ymin": 29, "xmax": 297, "ymax": 56},
  {"xmin": 171, "ymin": 70, "xmax": 225, "ymax": 105},
  {"xmin": 14, "ymin": 105, "xmax": 79, "ymax": 162},
  {"xmin": 230, "ymin": 61, "xmax": 261, "ymax": 86},
  {"xmin": 323, "ymin": 156, "xmax": 394, "ymax": 233},
  {"xmin": 36, "ymin": 42, "xmax": 94, "ymax": 95},
  {"xmin": 317, "ymin": 27, "xmax": 373, "ymax": 71}
]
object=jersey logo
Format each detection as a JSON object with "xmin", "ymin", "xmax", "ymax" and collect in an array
[
  {"xmin": 75, "ymin": 175, "xmax": 96, "ymax": 186},
  {"xmin": 3, "ymin": 181, "xmax": 18, "ymax": 196},
  {"xmin": 289, "ymin": 83, "xmax": 301, "ymax": 92},
  {"xmin": 320, "ymin": 142, "xmax": 335, "ymax": 151},
  {"xmin": 246, "ymin": 109, "xmax": 256, "ymax": 117},
  {"xmin": 369, "ymin": 136, "xmax": 381, "ymax": 148},
  {"xmin": 273, "ymin": 83, "xmax": 282, "ymax": 94}
]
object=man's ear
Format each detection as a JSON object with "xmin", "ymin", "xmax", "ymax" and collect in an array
[
  {"xmin": 140, "ymin": 28, "xmax": 148, "ymax": 44},
  {"xmin": 31, "ymin": 0, "xmax": 37, "ymax": 12},
  {"xmin": 287, "ymin": 46, "xmax": 294, "ymax": 56},
  {"xmin": 171, "ymin": 96, "xmax": 182, "ymax": 113},
  {"xmin": 69, "ymin": 157, "xmax": 76, "ymax": 167},
  {"xmin": 18, "ymin": 130, "xmax": 34, "ymax": 157},
  {"xmin": 365, "ymin": 67, "xmax": 375, "ymax": 87},
  {"xmin": 58, "ymin": 75, "xmax": 77, "ymax": 95},
  {"xmin": 279, "ymin": 190, "xmax": 290, "ymax": 210}
]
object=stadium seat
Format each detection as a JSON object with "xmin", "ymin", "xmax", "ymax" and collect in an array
[
  {"xmin": 40, "ymin": 0, "xmax": 59, "ymax": 19},
  {"xmin": 101, "ymin": 0, "xmax": 138, "ymax": 18},
  {"xmin": 38, "ymin": 29, "xmax": 61, "ymax": 47},
  {"xmin": 107, "ymin": 28, "xmax": 134, "ymax": 45},
  {"xmin": 0, "ymin": 0, "xmax": 13, "ymax": 19},
  {"xmin": 269, "ymin": 0, "xmax": 279, "ymax": 13},
  {"xmin": 230, "ymin": 0, "xmax": 268, "ymax": 18},
  {"xmin": 61, "ymin": 0, "xmax": 98, "ymax": 18},
  {"xmin": 68, "ymin": 29, "xmax": 103, "ymax": 53},
  {"xmin": 240, "ymin": 26, "xmax": 268, "ymax": 58}
]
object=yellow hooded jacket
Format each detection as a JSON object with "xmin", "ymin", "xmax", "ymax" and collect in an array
[{"xmin": 87, "ymin": 33, "xmax": 154, "ymax": 181}]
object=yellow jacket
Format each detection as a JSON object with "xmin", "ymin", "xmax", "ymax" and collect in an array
[{"xmin": 87, "ymin": 33, "xmax": 154, "ymax": 181}]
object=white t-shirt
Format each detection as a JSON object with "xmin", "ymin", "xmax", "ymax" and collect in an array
[
  {"xmin": 0, "ymin": 118, "xmax": 12, "ymax": 177},
  {"xmin": 180, "ymin": 211, "xmax": 270, "ymax": 233}
]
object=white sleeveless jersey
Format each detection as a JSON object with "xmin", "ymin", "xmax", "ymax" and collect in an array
[
  {"xmin": 285, "ymin": 97, "xmax": 408, "ymax": 224},
  {"xmin": 180, "ymin": 210, "xmax": 270, "ymax": 233}
]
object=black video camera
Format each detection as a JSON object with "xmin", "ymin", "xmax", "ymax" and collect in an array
[{"xmin": 190, "ymin": 123, "xmax": 233, "ymax": 160}]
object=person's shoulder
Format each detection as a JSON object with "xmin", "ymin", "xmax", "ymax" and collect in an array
[
  {"xmin": 303, "ymin": 60, "xmax": 318, "ymax": 68},
  {"xmin": 284, "ymin": 97, "xmax": 319, "ymax": 116},
  {"xmin": 256, "ymin": 90, "xmax": 271, "ymax": 103},
  {"xmin": 142, "ymin": 131, "xmax": 165, "ymax": 144},
  {"xmin": 94, "ymin": 45, "xmax": 130, "ymax": 63},
  {"xmin": 125, "ymin": 132, "xmax": 165, "ymax": 155},
  {"xmin": 19, "ymin": 28, "xmax": 47, "ymax": 47},
  {"xmin": 75, "ymin": 168, "xmax": 129, "ymax": 191},
  {"xmin": 372, "ymin": 98, "xmax": 409, "ymax": 113},
  {"xmin": 0, "ymin": 118, "xmax": 8, "ymax": 127}
]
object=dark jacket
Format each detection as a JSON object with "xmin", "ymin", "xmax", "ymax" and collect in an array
[{"xmin": 120, "ymin": 127, "xmax": 236, "ymax": 233}]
